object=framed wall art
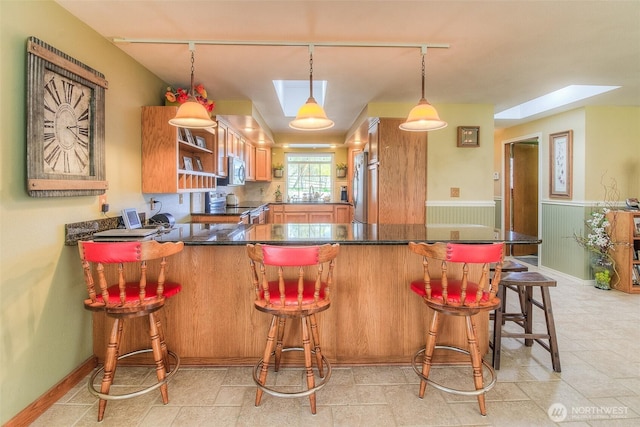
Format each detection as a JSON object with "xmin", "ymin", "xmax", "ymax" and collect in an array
[
  {"xmin": 549, "ymin": 130, "xmax": 573, "ymax": 199},
  {"xmin": 183, "ymin": 156, "xmax": 193, "ymax": 171},
  {"xmin": 184, "ymin": 128, "xmax": 195, "ymax": 145},
  {"xmin": 195, "ymin": 135, "xmax": 206, "ymax": 149},
  {"xmin": 457, "ymin": 126, "xmax": 480, "ymax": 147},
  {"xmin": 26, "ymin": 37, "xmax": 109, "ymax": 197},
  {"xmin": 194, "ymin": 156, "xmax": 203, "ymax": 171}
]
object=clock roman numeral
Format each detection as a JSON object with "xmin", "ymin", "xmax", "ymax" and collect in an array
[
  {"xmin": 44, "ymin": 119, "xmax": 54, "ymax": 129},
  {"xmin": 74, "ymin": 148, "xmax": 88, "ymax": 171},
  {"xmin": 78, "ymin": 126, "xmax": 89, "ymax": 138},
  {"xmin": 77, "ymin": 107, "xmax": 90, "ymax": 122},
  {"xmin": 63, "ymin": 151, "xmax": 70, "ymax": 173},
  {"xmin": 44, "ymin": 78, "xmax": 62, "ymax": 107},
  {"xmin": 62, "ymin": 80, "xmax": 74, "ymax": 104},
  {"xmin": 73, "ymin": 90, "xmax": 85, "ymax": 110},
  {"xmin": 44, "ymin": 144, "xmax": 61, "ymax": 166},
  {"xmin": 43, "ymin": 131, "xmax": 56, "ymax": 142}
]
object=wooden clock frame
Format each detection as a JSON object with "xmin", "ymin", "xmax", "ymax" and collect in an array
[{"xmin": 26, "ymin": 37, "xmax": 108, "ymax": 197}]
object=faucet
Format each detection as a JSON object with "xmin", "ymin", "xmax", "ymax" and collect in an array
[{"xmin": 309, "ymin": 185, "xmax": 315, "ymax": 200}]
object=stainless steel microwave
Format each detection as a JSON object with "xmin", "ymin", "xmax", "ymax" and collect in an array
[{"xmin": 226, "ymin": 156, "xmax": 246, "ymax": 186}]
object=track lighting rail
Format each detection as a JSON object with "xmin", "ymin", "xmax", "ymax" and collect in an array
[{"xmin": 112, "ymin": 38, "xmax": 449, "ymax": 50}]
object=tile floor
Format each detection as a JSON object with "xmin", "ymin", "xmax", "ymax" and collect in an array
[{"xmin": 33, "ymin": 261, "xmax": 640, "ymax": 426}]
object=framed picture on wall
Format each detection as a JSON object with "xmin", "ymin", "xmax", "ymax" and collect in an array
[
  {"xmin": 183, "ymin": 156, "xmax": 193, "ymax": 171},
  {"xmin": 194, "ymin": 156, "xmax": 203, "ymax": 171},
  {"xmin": 549, "ymin": 130, "xmax": 573, "ymax": 199}
]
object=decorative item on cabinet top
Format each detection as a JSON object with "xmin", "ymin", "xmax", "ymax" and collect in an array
[{"xmin": 26, "ymin": 36, "xmax": 108, "ymax": 197}]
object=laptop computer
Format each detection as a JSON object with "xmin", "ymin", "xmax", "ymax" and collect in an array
[{"xmin": 92, "ymin": 208, "xmax": 159, "ymax": 240}]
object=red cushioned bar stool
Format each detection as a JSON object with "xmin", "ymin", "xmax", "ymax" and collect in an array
[
  {"xmin": 409, "ymin": 241, "xmax": 504, "ymax": 416},
  {"xmin": 246, "ymin": 243, "xmax": 340, "ymax": 414},
  {"xmin": 78, "ymin": 240, "xmax": 184, "ymax": 422}
]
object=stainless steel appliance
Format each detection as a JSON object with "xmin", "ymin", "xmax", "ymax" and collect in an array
[
  {"xmin": 353, "ymin": 152, "xmax": 367, "ymax": 223},
  {"xmin": 340, "ymin": 186, "xmax": 348, "ymax": 202},
  {"xmin": 217, "ymin": 157, "xmax": 246, "ymax": 186}
]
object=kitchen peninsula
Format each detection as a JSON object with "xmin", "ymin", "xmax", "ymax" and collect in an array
[{"xmin": 90, "ymin": 223, "xmax": 539, "ymax": 366}]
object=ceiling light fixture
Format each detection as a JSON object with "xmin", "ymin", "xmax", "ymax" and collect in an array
[
  {"xmin": 168, "ymin": 42, "xmax": 217, "ymax": 129},
  {"xmin": 289, "ymin": 45, "xmax": 334, "ymax": 131},
  {"xmin": 400, "ymin": 46, "xmax": 447, "ymax": 132}
]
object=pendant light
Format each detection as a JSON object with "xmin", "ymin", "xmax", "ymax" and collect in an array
[
  {"xmin": 168, "ymin": 42, "xmax": 217, "ymax": 129},
  {"xmin": 289, "ymin": 45, "xmax": 334, "ymax": 131},
  {"xmin": 400, "ymin": 46, "xmax": 447, "ymax": 132}
]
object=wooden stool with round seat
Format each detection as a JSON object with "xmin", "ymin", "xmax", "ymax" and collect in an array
[
  {"xmin": 78, "ymin": 240, "xmax": 184, "ymax": 421},
  {"xmin": 246, "ymin": 243, "xmax": 340, "ymax": 414},
  {"xmin": 408, "ymin": 241, "xmax": 504, "ymax": 416}
]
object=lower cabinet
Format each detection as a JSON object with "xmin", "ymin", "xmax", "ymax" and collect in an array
[{"xmin": 268, "ymin": 204, "xmax": 352, "ymax": 224}]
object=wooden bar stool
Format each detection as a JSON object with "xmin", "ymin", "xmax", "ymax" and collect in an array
[
  {"xmin": 246, "ymin": 243, "xmax": 340, "ymax": 414},
  {"xmin": 490, "ymin": 259, "xmax": 529, "ymax": 324},
  {"xmin": 492, "ymin": 271, "xmax": 561, "ymax": 372},
  {"xmin": 408, "ymin": 241, "xmax": 504, "ymax": 416},
  {"xmin": 78, "ymin": 240, "xmax": 184, "ymax": 421}
]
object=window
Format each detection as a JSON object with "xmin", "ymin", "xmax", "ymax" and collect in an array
[{"xmin": 285, "ymin": 153, "xmax": 333, "ymax": 201}]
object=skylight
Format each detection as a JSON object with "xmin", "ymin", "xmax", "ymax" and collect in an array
[
  {"xmin": 494, "ymin": 85, "xmax": 620, "ymax": 120},
  {"xmin": 273, "ymin": 80, "xmax": 328, "ymax": 117}
]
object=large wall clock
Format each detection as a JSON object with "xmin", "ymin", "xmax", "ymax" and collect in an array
[{"xmin": 26, "ymin": 37, "xmax": 108, "ymax": 197}]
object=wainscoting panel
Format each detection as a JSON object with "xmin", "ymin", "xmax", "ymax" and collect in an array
[
  {"xmin": 426, "ymin": 204, "xmax": 495, "ymax": 227},
  {"xmin": 541, "ymin": 202, "xmax": 589, "ymax": 279}
]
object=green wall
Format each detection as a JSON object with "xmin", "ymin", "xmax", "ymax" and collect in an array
[{"xmin": 0, "ymin": 1, "xmax": 167, "ymax": 422}]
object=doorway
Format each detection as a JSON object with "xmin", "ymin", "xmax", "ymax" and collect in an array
[{"xmin": 504, "ymin": 138, "xmax": 539, "ymax": 258}]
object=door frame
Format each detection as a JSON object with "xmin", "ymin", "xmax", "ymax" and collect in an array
[{"xmin": 501, "ymin": 132, "xmax": 543, "ymax": 263}]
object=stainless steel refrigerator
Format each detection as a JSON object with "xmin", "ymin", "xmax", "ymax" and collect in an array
[{"xmin": 352, "ymin": 151, "xmax": 368, "ymax": 223}]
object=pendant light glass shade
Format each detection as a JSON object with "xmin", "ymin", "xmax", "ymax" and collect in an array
[
  {"xmin": 400, "ymin": 47, "xmax": 447, "ymax": 132},
  {"xmin": 399, "ymin": 98, "xmax": 447, "ymax": 131},
  {"xmin": 169, "ymin": 100, "xmax": 216, "ymax": 129},
  {"xmin": 289, "ymin": 46, "xmax": 334, "ymax": 131},
  {"xmin": 289, "ymin": 96, "xmax": 334, "ymax": 130},
  {"xmin": 169, "ymin": 43, "xmax": 216, "ymax": 129}
]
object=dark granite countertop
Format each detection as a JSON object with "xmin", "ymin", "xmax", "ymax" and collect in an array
[{"xmin": 154, "ymin": 223, "xmax": 540, "ymax": 246}]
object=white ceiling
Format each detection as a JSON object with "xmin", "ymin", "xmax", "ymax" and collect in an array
[{"xmin": 55, "ymin": 0, "xmax": 640, "ymax": 145}]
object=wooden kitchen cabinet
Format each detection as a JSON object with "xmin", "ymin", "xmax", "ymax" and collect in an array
[
  {"xmin": 255, "ymin": 147, "xmax": 272, "ymax": 181},
  {"xmin": 269, "ymin": 204, "xmax": 284, "ymax": 223},
  {"xmin": 141, "ymin": 106, "xmax": 217, "ymax": 193},
  {"xmin": 367, "ymin": 117, "xmax": 379, "ymax": 164},
  {"xmin": 244, "ymin": 141, "xmax": 256, "ymax": 181},
  {"xmin": 335, "ymin": 204, "xmax": 352, "ymax": 223},
  {"xmin": 366, "ymin": 118, "xmax": 426, "ymax": 224},
  {"xmin": 269, "ymin": 203, "xmax": 351, "ymax": 224},
  {"xmin": 215, "ymin": 121, "xmax": 228, "ymax": 177}
]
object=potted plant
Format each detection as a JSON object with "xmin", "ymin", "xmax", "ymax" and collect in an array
[
  {"xmin": 274, "ymin": 185, "xmax": 283, "ymax": 202},
  {"xmin": 273, "ymin": 162, "xmax": 284, "ymax": 178},
  {"xmin": 574, "ymin": 179, "xmax": 623, "ymax": 290},
  {"xmin": 336, "ymin": 162, "xmax": 347, "ymax": 178}
]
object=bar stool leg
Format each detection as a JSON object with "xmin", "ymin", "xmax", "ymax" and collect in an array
[
  {"xmin": 149, "ymin": 312, "xmax": 169, "ymax": 404},
  {"xmin": 308, "ymin": 313, "xmax": 325, "ymax": 378},
  {"xmin": 465, "ymin": 315, "xmax": 487, "ymax": 416},
  {"xmin": 524, "ymin": 287, "xmax": 534, "ymax": 346},
  {"xmin": 540, "ymin": 287, "xmax": 562, "ymax": 372},
  {"xmin": 256, "ymin": 316, "xmax": 278, "ymax": 407},
  {"xmin": 301, "ymin": 315, "xmax": 317, "ymax": 414},
  {"xmin": 98, "ymin": 318, "xmax": 123, "ymax": 422},
  {"xmin": 492, "ymin": 285, "xmax": 507, "ymax": 369},
  {"xmin": 274, "ymin": 317, "xmax": 286, "ymax": 371},
  {"xmin": 419, "ymin": 311, "xmax": 440, "ymax": 398}
]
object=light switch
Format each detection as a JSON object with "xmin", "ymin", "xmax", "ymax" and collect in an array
[{"xmin": 493, "ymin": 172, "xmax": 500, "ymax": 180}]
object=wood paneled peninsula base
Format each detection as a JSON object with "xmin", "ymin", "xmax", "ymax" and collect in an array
[{"xmin": 91, "ymin": 223, "xmax": 539, "ymax": 366}]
